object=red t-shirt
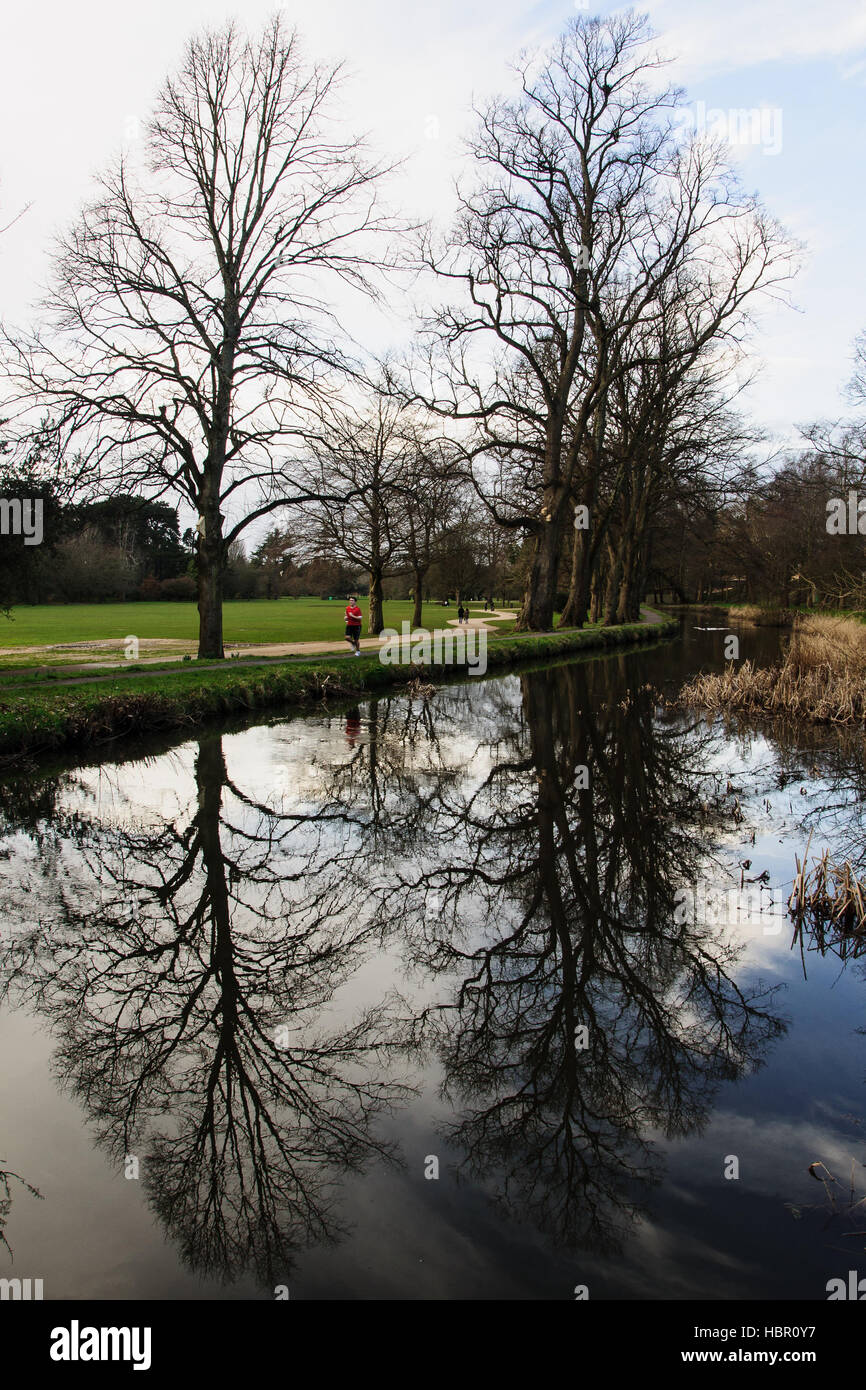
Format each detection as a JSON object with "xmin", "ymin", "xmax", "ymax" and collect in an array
[{"xmin": 345, "ymin": 604, "xmax": 362, "ymax": 627}]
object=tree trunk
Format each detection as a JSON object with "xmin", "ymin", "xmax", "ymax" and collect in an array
[
  {"xmin": 518, "ymin": 414, "xmax": 568, "ymax": 631},
  {"xmin": 558, "ymin": 526, "xmax": 584, "ymax": 628},
  {"xmin": 603, "ymin": 533, "xmax": 625, "ymax": 627},
  {"xmin": 411, "ymin": 566, "xmax": 426, "ymax": 629},
  {"xmin": 519, "ymin": 520, "xmax": 563, "ymax": 630},
  {"xmin": 589, "ymin": 563, "xmax": 604, "ymax": 623},
  {"xmin": 198, "ymin": 296, "xmax": 236, "ymax": 661},
  {"xmin": 197, "ymin": 504, "xmax": 225, "ymax": 659},
  {"xmin": 368, "ymin": 568, "xmax": 384, "ymax": 634},
  {"xmin": 571, "ymin": 537, "xmax": 595, "ymax": 628},
  {"xmin": 625, "ymin": 548, "xmax": 646, "ymax": 621},
  {"xmin": 621, "ymin": 498, "xmax": 651, "ymax": 622}
]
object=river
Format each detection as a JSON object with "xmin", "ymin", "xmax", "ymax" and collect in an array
[{"xmin": 2, "ymin": 616, "xmax": 866, "ymax": 1300}]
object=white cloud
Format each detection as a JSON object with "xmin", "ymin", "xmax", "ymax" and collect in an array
[{"xmin": 645, "ymin": 0, "xmax": 866, "ymax": 78}]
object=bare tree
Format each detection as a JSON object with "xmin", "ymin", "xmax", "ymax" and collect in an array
[
  {"xmin": 410, "ymin": 14, "xmax": 682, "ymax": 629},
  {"xmin": 390, "ymin": 422, "xmax": 462, "ymax": 627},
  {"xmin": 408, "ymin": 14, "xmax": 796, "ymax": 630},
  {"xmin": 2, "ymin": 18, "xmax": 395, "ymax": 657},
  {"xmin": 296, "ymin": 392, "xmax": 410, "ymax": 634}
]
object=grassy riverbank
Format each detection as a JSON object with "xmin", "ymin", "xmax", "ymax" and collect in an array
[
  {"xmin": 726, "ymin": 603, "xmax": 792, "ymax": 626},
  {"xmin": 0, "ymin": 617, "xmax": 676, "ymax": 763}
]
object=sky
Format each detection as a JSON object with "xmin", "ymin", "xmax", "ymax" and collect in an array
[{"xmin": 0, "ymin": 0, "xmax": 864, "ymax": 458}]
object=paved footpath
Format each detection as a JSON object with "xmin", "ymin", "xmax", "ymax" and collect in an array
[{"xmin": 6, "ymin": 607, "xmax": 668, "ymax": 688}]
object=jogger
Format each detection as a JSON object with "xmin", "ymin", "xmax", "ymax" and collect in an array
[{"xmin": 345, "ymin": 595, "xmax": 363, "ymax": 654}]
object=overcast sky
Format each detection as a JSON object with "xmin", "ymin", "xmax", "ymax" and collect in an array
[{"xmin": 1, "ymin": 0, "xmax": 864, "ymax": 454}]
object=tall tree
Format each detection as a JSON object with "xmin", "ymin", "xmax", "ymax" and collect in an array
[
  {"xmin": 411, "ymin": 14, "xmax": 795, "ymax": 630},
  {"xmin": 412, "ymin": 14, "xmax": 680, "ymax": 629},
  {"xmin": 3, "ymin": 18, "xmax": 393, "ymax": 656}
]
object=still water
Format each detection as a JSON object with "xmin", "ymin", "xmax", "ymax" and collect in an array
[{"xmin": 3, "ymin": 618, "xmax": 866, "ymax": 1300}]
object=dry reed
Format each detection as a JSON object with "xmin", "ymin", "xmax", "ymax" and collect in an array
[
  {"xmin": 788, "ymin": 836, "xmax": 866, "ymax": 962},
  {"xmin": 679, "ymin": 614, "xmax": 866, "ymax": 725},
  {"xmin": 728, "ymin": 603, "xmax": 792, "ymax": 626}
]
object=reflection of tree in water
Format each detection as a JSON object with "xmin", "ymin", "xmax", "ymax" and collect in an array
[
  {"xmin": 699, "ymin": 708, "xmax": 866, "ymax": 872},
  {"xmin": 312, "ymin": 691, "xmax": 460, "ymax": 837},
  {"xmin": 779, "ymin": 732, "xmax": 866, "ymax": 873},
  {"xmin": 0, "ymin": 659, "xmax": 789, "ymax": 1281},
  {"xmin": 389, "ymin": 662, "xmax": 785, "ymax": 1252},
  {"xmin": 0, "ymin": 1161, "xmax": 42, "ymax": 1260},
  {"xmin": 0, "ymin": 733, "xmax": 410, "ymax": 1287}
]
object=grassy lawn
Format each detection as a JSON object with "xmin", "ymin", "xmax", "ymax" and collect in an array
[{"xmin": 0, "ymin": 597, "xmax": 518, "ymax": 652}]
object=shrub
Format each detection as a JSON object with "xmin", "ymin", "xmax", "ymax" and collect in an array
[{"xmin": 158, "ymin": 575, "xmax": 198, "ymax": 601}]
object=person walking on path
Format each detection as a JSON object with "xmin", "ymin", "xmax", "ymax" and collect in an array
[{"xmin": 344, "ymin": 596, "xmax": 363, "ymax": 655}]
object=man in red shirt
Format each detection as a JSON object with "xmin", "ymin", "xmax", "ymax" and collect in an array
[{"xmin": 344, "ymin": 595, "xmax": 363, "ymax": 655}]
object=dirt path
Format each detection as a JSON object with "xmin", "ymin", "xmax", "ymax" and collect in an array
[
  {"xmin": 640, "ymin": 605, "xmax": 666, "ymax": 624},
  {"xmin": 2, "ymin": 609, "xmax": 520, "ymax": 675}
]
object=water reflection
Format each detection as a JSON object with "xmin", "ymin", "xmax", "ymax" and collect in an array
[
  {"xmin": 0, "ymin": 1160, "xmax": 41, "ymax": 1259},
  {"xmin": 0, "ymin": 651, "xmax": 793, "ymax": 1293},
  {"xmin": 1, "ymin": 732, "xmax": 410, "ymax": 1285},
  {"xmin": 390, "ymin": 664, "xmax": 785, "ymax": 1251}
]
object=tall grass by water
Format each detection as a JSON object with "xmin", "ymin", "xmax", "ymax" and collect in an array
[
  {"xmin": 788, "ymin": 837, "xmax": 866, "ymax": 962},
  {"xmin": 727, "ymin": 603, "xmax": 792, "ymax": 626},
  {"xmin": 680, "ymin": 614, "xmax": 866, "ymax": 725}
]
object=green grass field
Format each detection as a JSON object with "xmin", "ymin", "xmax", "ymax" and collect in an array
[{"xmin": 0, "ymin": 598, "xmax": 517, "ymax": 650}]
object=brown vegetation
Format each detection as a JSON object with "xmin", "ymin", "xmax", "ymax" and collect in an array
[
  {"xmin": 727, "ymin": 603, "xmax": 792, "ymax": 626},
  {"xmin": 679, "ymin": 614, "xmax": 866, "ymax": 724},
  {"xmin": 789, "ymin": 838, "xmax": 866, "ymax": 961}
]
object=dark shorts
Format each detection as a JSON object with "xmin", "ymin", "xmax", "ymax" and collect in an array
[{"xmin": 345, "ymin": 624, "xmax": 362, "ymax": 640}]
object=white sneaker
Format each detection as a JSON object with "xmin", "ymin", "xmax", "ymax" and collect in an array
[{"xmin": 354, "ymin": 650, "xmax": 360, "ymax": 656}]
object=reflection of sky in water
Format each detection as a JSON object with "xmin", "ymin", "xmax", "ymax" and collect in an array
[{"xmin": 2, "ymin": 628, "xmax": 866, "ymax": 1299}]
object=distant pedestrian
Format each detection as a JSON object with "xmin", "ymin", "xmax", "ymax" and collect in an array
[{"xmin": 344, "ymin": 595, "xmax": 362, "ymax": 655}]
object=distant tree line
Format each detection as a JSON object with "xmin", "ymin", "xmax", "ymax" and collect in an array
[
  {"xmin": 0, "ymin": 457, "xmax": 523, "ymax": 608},
  {"xmin": 644, "ymin": 331, "xmax": 866, "ymax": 609},
  {"xmin": 648, "ymin": 432, "xmax": 866, "ymax": 610},
  {"xmin": 0, "ymin": 476, "xmax": 191, "ymax": 606}
]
